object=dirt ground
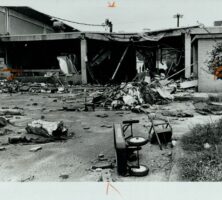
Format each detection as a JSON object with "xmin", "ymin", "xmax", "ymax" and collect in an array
[{"xmin": 0, "ymin": 92, "xmax": 221, "ymax": 182}]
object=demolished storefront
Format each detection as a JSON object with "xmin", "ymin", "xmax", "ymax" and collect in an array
[
  {"xmin": 0, "ymin": 31, "xmax": 160, "ymax": 84},
  {"xmin": 1, "ymin": 25, "xmax": 222, "ymax": 93}
]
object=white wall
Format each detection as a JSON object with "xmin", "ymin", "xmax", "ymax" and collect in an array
[
  {"xmin": 0, "ymin": 7, "xmax": 54, "ymax": 35},
  {"xmin": 198, "ymin": 38, "xmax": 222, "ymax": 92}
]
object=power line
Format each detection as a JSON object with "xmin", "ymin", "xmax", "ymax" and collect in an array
[{"xmin": 50, "ymin": 15, "xmax": 106, "ymax": 27}]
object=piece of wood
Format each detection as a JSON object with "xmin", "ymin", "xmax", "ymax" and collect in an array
[
  {"xmin": 29, "ymin": 146, "xmax": 42, "ymax": 152},
  {"xmin": 111, "ymin": 46, "xmax": 129, "ymax": 80}
]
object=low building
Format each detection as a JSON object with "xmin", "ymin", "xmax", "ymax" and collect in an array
[
  {"xmin": 0, "ymin": 6, "xmax": 222, "ymax": 92},
  {"xmin": 0, "ymin": 6, "xmax": 77, "ymax": 35}
]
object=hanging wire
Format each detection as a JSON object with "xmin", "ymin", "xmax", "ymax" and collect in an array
[{"xmin": 50, "ymin": 15, "xmax": 106, "ymax": 27}]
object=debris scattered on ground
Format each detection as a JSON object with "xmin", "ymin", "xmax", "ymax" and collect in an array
[
  {"xmin": 92, "ymin": 81, "xmax": 175, "ymax": 111},
  {"xmin": 162, "ymin": 110, "xmax": 194, "ymax": 118},
  {"xmin": 29, "ymin": 146, "xmax": 42, "ymax": 152},
  {"xmin": 0, "ymin": 109, "xmax": 23, "ymax": 116},
  {"xmin": 101, "ymin": 169, "xmax": 113, "ymax": 182},
  {"xmin": 0, "ymin": 117, "xmax": 7, "ymax": 127},
  {"xmin": 180, "ymin": 80, "xmax": 198, "ymax": 89},
  {"xmin": 21, "ymin": 175, "xmax": 35, "ymax": 182},
  {"xmin": 100, "ymin": 124, "xmax": 112, "ymax": 128},
  {"xmin": 171, "ymin": 140, "xmax": 177, "ymax": 147},
  {"xmin": 83, "ymin": 127, "xmax": 90, "ymax": 130},
  {"xmin": 194, "ymin": 101, "xmax": 222, "ymax": 115},
  {"xmin": 59, "ymin": 174, "xmax": 69, "ymax": 179},
  {"xmin": 92, "ymin": 161, "xmax": 113, "ymax": 169},
  {"xmin": 0, "ymin": 147, "xmax": 6, "ymax": 151},
  {"xmin": 204, "ymin": 143, "xmax": 211, "ymax": 149},
  {"xmin": 26, "ymin": 120, "xmax": 68, "ymax": 138},
  {"xmin": 96, "ymin": 113, "xmax": 108, "ymax": 118},
  {"xmin": 8, "ymin": 136, "xmax": 31, "ymax": 144}
]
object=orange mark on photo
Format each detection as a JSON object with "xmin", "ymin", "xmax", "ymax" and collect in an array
[
  {"xmin": 107, "ymin": 1, "xmax": 117, "ymax": 8},
  {"xmin": 106, "ymin": 182, "xmax": 123, "ymax": 198},
  {"xmin": 214, "ymin": 66, "xmax": 222, "ymax": 80}
]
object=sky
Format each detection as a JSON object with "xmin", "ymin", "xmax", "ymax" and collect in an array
[{"xmin": 1, "ymin": 0, "xmax": 222, "ymax": 32}]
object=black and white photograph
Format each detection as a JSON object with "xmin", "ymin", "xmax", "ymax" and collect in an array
[{"xmin": 1, "ymin": 1, "xmax": 222, "ymax": 197}]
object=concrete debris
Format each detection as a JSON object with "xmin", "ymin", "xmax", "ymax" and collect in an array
[
  {"xmin": 194, "ymin": 102, "xmax": 222, "ymax": 115},
  {"xmin": 204, "ymin": 143, "xmax": 211, "ymax": 149},
  {"xmin": 0, "ymin": 109, "xmax": 23, "ymax": 116},
  {"xmin": 8, "ymin": 136, "xmax": 31, "ymax": 144},
  {"xmin": 98, "ymin": 154, "xmax": 105, "ymax": 159},
  {"xmin": 83, "ymin": 127, "xmax": 90, "ymax": 130},
  {"xmin": 92, "ymin": 161, "xmax": 113, "ymax": 169},
  {"xmin": 0, "ymin": 147, "xmax": 6, "ymax": 151},
  {"xmin": 0, "ymin": 129, "xmax": 14, "ymax": 136},
  {"xmin": 29, "ymin": 146, "xmax": 42, "ymax": 152},
  {"xmin": 21, "ymin": 175, "xmax": 35, "ymax": 182},
  {"xmin": 92, "ymin": 81, "xmax": 174, "ymax": 112},
  {"xmin": 0, "ymin": 80, "xmax": 69, "ymax": 94},
  {"xmin": 95, "ymin": 168, "xmax": 102, "ymax": 172},
  {"xmin": 171, "ymin": 140, "xmax": 177, "ymax": 147},
  {"xmin": 180, "ymin": 80, "xmax": 198, "ymax": 89},
  {"xmin": 111, "ymin": 100, "xmax": 123, "ymax": 109},
  {"xmin": 162, "ymin": 110, "xmax": 194, "ymax": 118},
  {"xmin": 59, "ymin": 174, "xmax": 69, "ymax": 179},
  {"xmin": 26, "ymin": 120, "xmax": 68, "ymax": 138},
  {"xmin": 0, "ymin": 117, "xmax": 7, "ymax": 127},
  {"xmin": 123, "ymin": 95, "xmax": 138, "ymax": 106},
  {"xmin": 96, "ymin": 113, "xmax": 108, "ymax": 118}
]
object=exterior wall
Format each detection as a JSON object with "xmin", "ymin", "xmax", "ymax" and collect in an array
[
  {"xmin": 0, "ymin": 7, "xmax": 6, "ymax": 34},
  {"xmin": 198, "ymin": 39, "xmax": 222, "ymax": 92},
  {"xmin": 8, "ymin": 9, "xmax": 54, "ymax": 35},
  {"xmin": 10, "ymin": 15, "xmax": 45, "ymax": 35},
  {"xmin": 0, "ymin": 7, "xmax": 54, "ymax": 35}
]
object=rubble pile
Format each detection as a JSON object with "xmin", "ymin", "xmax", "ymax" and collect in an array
[
  {"xmin": 92, "ymin": 81, "xmax": 174, "ymax": 111},
  {"xmin": 0, "ymin": 80, "xmax": 67, "ymax": 94},
  {"xmin": 194, "ymin": 101, "xmax": 222, "ymax": 115}
]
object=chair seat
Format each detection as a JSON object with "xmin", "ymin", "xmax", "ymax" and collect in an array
[
  {"xmin": 155, "ymin": 127, "xmax": 172, "ymax": 134},
  {"xmin": 127, "ymin": 136, "xmax": 149, "ymax": 146}
]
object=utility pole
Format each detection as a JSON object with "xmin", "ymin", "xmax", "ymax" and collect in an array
[
  {"xmin": 173, "ymin": 13, "xmax": 183, "ymax": 27},
  {"xmin": 105, "ymin": 19, "xmax": 113, "ymax": 32}
]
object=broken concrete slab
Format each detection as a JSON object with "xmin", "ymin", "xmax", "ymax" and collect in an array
[
  {"xmin": 0, "ymin": 147, "xmax": 6, "ymax": 151},
  {"xmin": 180, "ymin": 80, "xmax": 198, "ymax": 89},
  {"xmin": 26, "ymin": 120, "xmax": 68, "ymax": 138},
  {"xmin": 29, "ymin": 146, "xmax": 42, "ymax": 152},
  {"xmin": 0, "ymin": 117, "xmax": 7, "ymax": 127}
]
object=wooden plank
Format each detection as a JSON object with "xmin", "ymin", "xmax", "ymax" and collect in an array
[{"xmin": 111, "ymin": 46, "xmax": 129, "ymax": 80}]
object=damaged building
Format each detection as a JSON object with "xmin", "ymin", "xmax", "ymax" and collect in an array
[{"xmin": 0, "ymin": 6, "xmax": 222, "ymax": 92}]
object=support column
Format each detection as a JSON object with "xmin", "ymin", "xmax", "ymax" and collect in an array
[
  {"xmin": 156, "ymin": 48, "xmax": 161, "ymax": 69},
  {"xmin": 80, "ymin": 37, "xmax": 88, "ymax": 84},
  {"xmin": 5, "ymin": 8, "xmax": 9, "ymax": 34},
  {"xmin": 192, "ymin": 43, "xmax": 198, "ymax": 78},
  {"xmin": 185, "ymin": 33, "xmax": 191, "ymax": 78}
]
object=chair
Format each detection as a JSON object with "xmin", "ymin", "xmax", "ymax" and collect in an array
[
  {"xmin": 148, "ymin": 115, "xmax": 172, "ymax": 150},
  {"xmin": 113, "ymin": 120, "xmax": 149, "ymax": 177}
]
